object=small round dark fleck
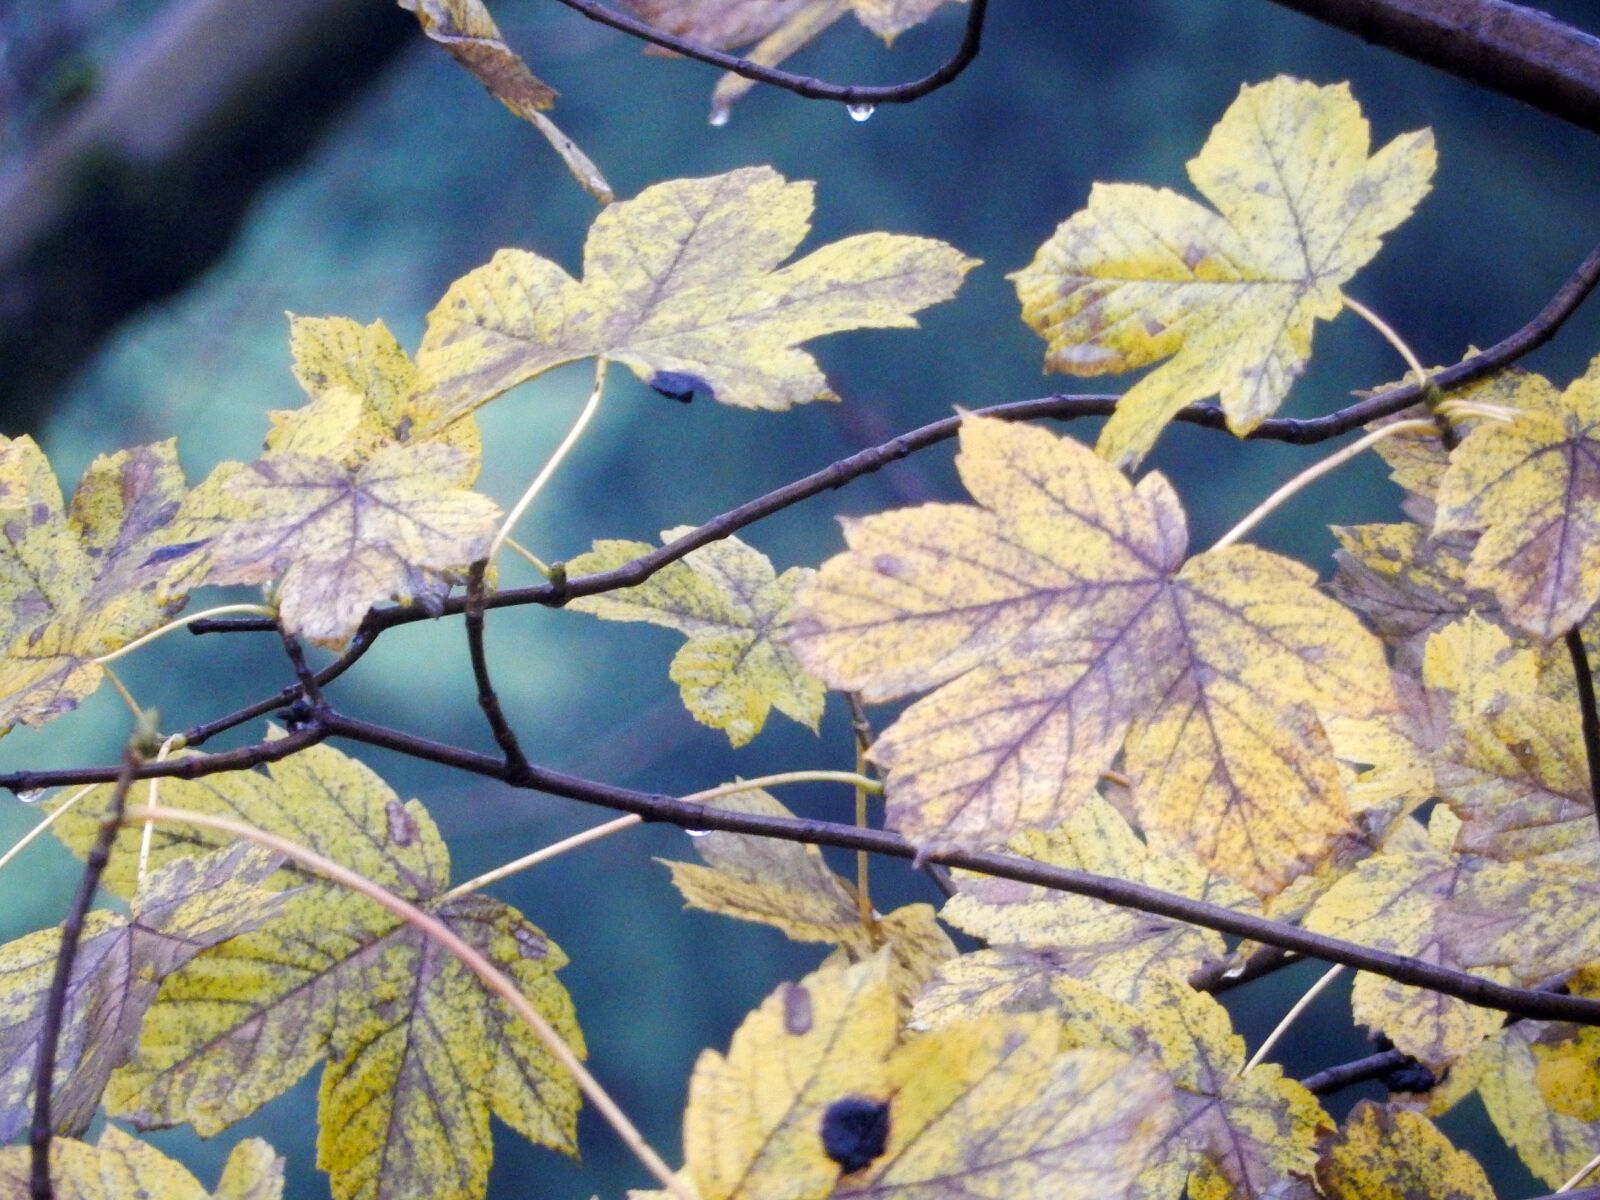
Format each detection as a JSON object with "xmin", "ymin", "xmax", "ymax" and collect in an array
[
  {"xmin": 820, "ymin": 1095, "xmax": 890, "ymax": 1174},
  {"xmin": 1383, "ymin": 1061, "xmax": 1438, "ymax": 1094}
]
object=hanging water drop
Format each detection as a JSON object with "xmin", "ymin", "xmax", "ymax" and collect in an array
[
  {"xmin": 686, "ymin": 828, "xmax": 712, "ymax": 838},
  {"xmin": 14, "ymin": 788, "xmax": 45, "ymax": 804},
  {"xmin": 708, "ymin": 107, "xmax": 731, "ymax": 128},
  {"xmin": 846, "ymin": 103, "xmax": 876, "ymax": 122}
]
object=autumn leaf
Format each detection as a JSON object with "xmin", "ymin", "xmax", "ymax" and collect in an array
[
  {"xmin": 1302, "ymin": 805, "xmax": 1600, "ymax": 1069},
  {"xmin": 0, "ymin": 438, "xmax": 193, "ymax": 733},
  {"xmin": 1047, "ymin": 975, "xmax": 1330, "ymax": 1200},
  {"xmin": 680, "ymin": 954, "xmax": 1176, "ymax": 1200},
  {"xmin": 168, "ymin": 442, "xmax": 500, "ymax": 647},
  {"xmin": 94, "ymin": 739, "xmax": 583, "ymax": 1200},
  {"xmin": 661, "ymin": 786, "xmax": 953, "ymax": 1003},
  {"xmin": 1316, "ymin": 1101, "xmax": 1493, "ymax": 1200},
  {"xmin": 1470, "ymin": 1021, "xmax": 1600, "ymax": 1188},
  {"xmin": 1422, "ymin": 616, "xmax": 1595, "ymax": 868},
  {"xmin": 914, "ymin": 793, "xmax": 1257, "ymax": 1021},
  {"xmin": 417, "ymin": 167, "xmax": 976, "ymax": 421},
  {"xmin": 0, "ymin": 843, "xmax": 286, "ymax": 1141},
  {"xmin": 566, "ymin": 529, "xmax": 824, "ymax": 745},
  {"xmin": 268, "ymin": 314, "xmax": 483, "ymax": 471},
  {"xmin": 788, "ymin": 414, "xmax": 1392, "ymax": 893},
  {"xmin": 1011, "ymin": 76, "xmax": 1434, "ymax": 466},
  {"xmin": 1435, "ymin": 356, "xmax": 1600, "ymax": 639},
  {"xmin": 0, "ymin": 1126, "xmax": 283, "ymax": 1200},
  {"xmin": 620, "ymin": 0, "xmax": 964, "ymax": 119},
  {"xmin": 1330, "ymin": 520, "xmax": 1485, "ymax": 672}
]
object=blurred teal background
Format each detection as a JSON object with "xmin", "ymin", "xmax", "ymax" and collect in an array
[{"xmin": 4, "ymin": 0, "xmax": 1600, "ymax": 1195}]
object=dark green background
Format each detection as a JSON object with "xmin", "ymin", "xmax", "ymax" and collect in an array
[{"xmin": 4, "ymin": 1, "xmax": 1600, "ymax": 1195}]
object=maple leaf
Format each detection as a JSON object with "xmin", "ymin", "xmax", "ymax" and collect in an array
[
  {"xmin": 1469, "ymin": 1020, "xmax": 1600, "ymax": 1188},
  {"xmin": 913, "ymin": 794, "xmax": 1257, "ymax": 1023},
  {"xmin": 787, "ymin": 414, "xmax": 1393, "ymax": 893},
  {"xmin": 168, "ymin": 442, "xmax": 500, "ymax": 647},
  {"xmin": 0, "ymin": 438, "xmax": 193, "ymax": 733},
  {"xmin": 620, "ymin": 0, "xmax": 963, "ymax": 119},
  {"xmin": 1421, "ymin": 616, "xmax": 1595, "ymax": 868},
  {"xmin": 95, "ymin": 740, "xmax": 583, "ymax": 1200},
  {"xmin": 1316, "ymin": 1101, "xmax": 1493, "ymax": 1200},
  {"xmin": 661, "ymin": 787, "xmax": 954, "ymax": 1004},
  {"xmin": 1047, "ymin": 975, "xmax": 1330, "ymax": 1200},
  {"xmin": 1435, "ymin": 356, "xmax": 1600, "ymax": 639},
  {"xmin": 267, "ymin": 314, "xmax": 483, "ymax": 472},
  {"xmin": 0, "ymin": 843, "xmax": 286, "ymax": 1141},
  {"xmin": 416, "ymin": 167, "xmax": 976, "ymax": 422},
  {"xmin": 1302, "ymin": 805, "xmax": 1600, "ymax": 1069},
  {"xmin": 680, "ymin": 954, "xmax": 1176, "ymax": 1200},
  {"xmin": 565, "ymin": 529, "xmax": 824, "ymax": 745},
  {"xmin": 0, "ymin": 1126, "xmax": 283, "ymax": 1200},
  {"xmin": 1011, "ymin": 76, "xmax": 1435, "ymax": 466}
]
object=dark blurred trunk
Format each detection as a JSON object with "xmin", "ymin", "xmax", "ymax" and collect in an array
[{"xmin": 0, "ymin": 0, "xmax": 413, "ymax": 434}]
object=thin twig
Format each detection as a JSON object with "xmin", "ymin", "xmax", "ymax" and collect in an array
[
  {"xmin": 277, "ymin": 626, "xmax": 324, "ymax": 708},
  {"xmin": 3, "ymin": 723, "xmax": 328, "ymax": 792},
  {"xmin": 125, "ymin": 803, "xmax": 691, "ymax": 1200},
  {"xmin": 1300, "ymin": 1048, "xmax": 1411, "ymax": 1096},
  {"xmin": 180, "ymin": 629, "xmax": 373, "ymax": 748},
  {"xmin": 302, "ymin": 709, "xmax": 1600, "ymax": 1026},
  {"xmin": 550, "ymin": 0, "xmax": 987, "ymax": 106},
  {"xmin": 29, "ymin": 741, "xmax": 142, "ymax": 1200},
  {"xmin": 190, "ymin": 238, "xmax": 1600, "ymax": 643},
  {"xmin": 1569, "ymin": 630, "xmax": 1600, "ymax": 845},
  {"xmin": 1192, "ymin": 946, "xmax": 1301, "ymax": 995},
  {"xmin": 465, "ymin": 561, "xmax": 529, "ymax": 774}
]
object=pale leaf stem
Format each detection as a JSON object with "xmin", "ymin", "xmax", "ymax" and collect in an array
[
  {"xmin": 1240, "ymin": 964, "xmax": 1344, "ymax": 1076},
  {"xmin": 0, "ymin": 785, "xmax": 97, "ymax": 878},
  {"xmin": 125, "ymin": 803, "xmax": 691, "ymax": 1200},
  {"xmin": 488, "ymin": 358, "xmax": 609, "ymax": 567},
  {"xmin": 91, "ymin": 604, "xmax": 279, "ymax": 666},
  {"xmin": 441, "ymin": 815, "xmax": 642, "ymax": 901},
  {"xmin": 1344, "ymin": 295, "xmax": 1429, "ymax": 388},
  {"xmin": 1561, "ymin": 1149, "xmax": 1600, "ymax": 1192},
  {"xmin": 135, "ymin": 735, "xmax": 186, "ymax": 889},
  {"xmin": 1211, "ymin": 419, "xmax": 1436, "ymax": 551}
]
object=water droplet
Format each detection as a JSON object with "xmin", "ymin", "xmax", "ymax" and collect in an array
[
  {"xmin": 686, "ymin": 828, "xmax": 712, "ymax": 838},
  {"xmin": 708, "ymin": 108, "xmax": 731, "ymax": 128},
  {"xmin": 847, "ymin": 103, "xmax": 875, "ymax": 122},
  {"xmin": 14, "ymin": 788, "xmax": 46, "ymax": 804}
]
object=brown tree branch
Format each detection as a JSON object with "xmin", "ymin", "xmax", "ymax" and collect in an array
[
  {"xmin": 546, "ymin": 0, "xmax": 988, "ymax": 106},
  {"xmin": 1262, "ymin": 0, "xmax": 1600, "ymax": 136}
]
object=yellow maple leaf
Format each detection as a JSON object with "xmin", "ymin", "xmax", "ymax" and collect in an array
[
  {"xmin": 97, "ymin": 739, "xmax": 583, "ymax": 1200},
  {"xmin": 0, "ymin": 1126, "xmax": 283, "ymax": 1200},
  {"xmin": 0, "ymin": 844, "xmax": 287, "ymax": 1142},
  {"xmin": 1303, "ymin": 806, "xmax": 1600, "ymax": 1069},
  {"xmin": 169, "ymin": 442, "xmax": 500, "ymax": 647},
  {"xmin": 0, "ymin": 438, "xmax": 193, "ymax": 733},
  {"xmin": 417, "ymin": 167, "xmax": 976, "ymax": 422},
  {"xmin": 1011, "ymin": 76, "xmax": 1434, "ymax": 466},
  {"xmin": 1044, "ymin": 975, "xmax": 1329, "ymax": 1200},
  {"xmin": 681, "ymin": 955, "xmax": 1175, "ymax": 1200},
  {"xmin": 1316, "ymin": 1101, "xmax": 1493, "ymax": 1200},
  {"xmin": 1422, "ymin": 616, "xmax": 1595, "ymax": 868},
  {"xmin": 917, "ymin": 793, "xmax": 1257, "ymax": 1017},
  {"xmin": 788, "ymin": 415, "xmax": 1393, "ymax": 893},
  {"xmin": 662, "ymin": 788, "xmax": 954, "ymax": 1006},
  {"xmin": 1472, "ymin": 1021, "xmax": 1600, "ymax": 1188},
  {"xmin": 267, "ymin": 314, "xmax": 483, "ymax": 472},
  {"xmin": 566, "ymin": 529, "xmax": 824, "ymax": 745},
  {"xmin": 1435, "ymin": 355, "xmax": 1600, "ymax": 639}
]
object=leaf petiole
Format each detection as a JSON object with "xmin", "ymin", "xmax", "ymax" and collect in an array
[
  {"xmin": 0, "ymin": 784, "xmax": 97, "ymax": 878},
  {"xmin": 124, "ymin": 802, "xmax": 693, "ymax": 1200},
  {"xmin": 1210, "ymin": 418, "xmax": 1436, "ymax": 550},
  {"xmin": 1344, "ymin": 295, "xmax": 1429, "ymax": 389},
  {"xmin": 91, "ymin": 604, "xmax": 279, "ymax": 667},
  {"xmin": 488, "ymin": 357, "xmax": 609, "ymax": 568},
  {"xmin": 1239, "ymin": 963, "xmax": 1344, "ymax": 1076}
]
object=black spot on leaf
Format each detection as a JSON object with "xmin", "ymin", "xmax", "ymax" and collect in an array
[
  {"xmin": 821, "ymin": 1095, "xmax": 890, "ymax": 1174},
  {"xmin": 649, "ymin": 370, "xmax": 713, "ymax": 404}
]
